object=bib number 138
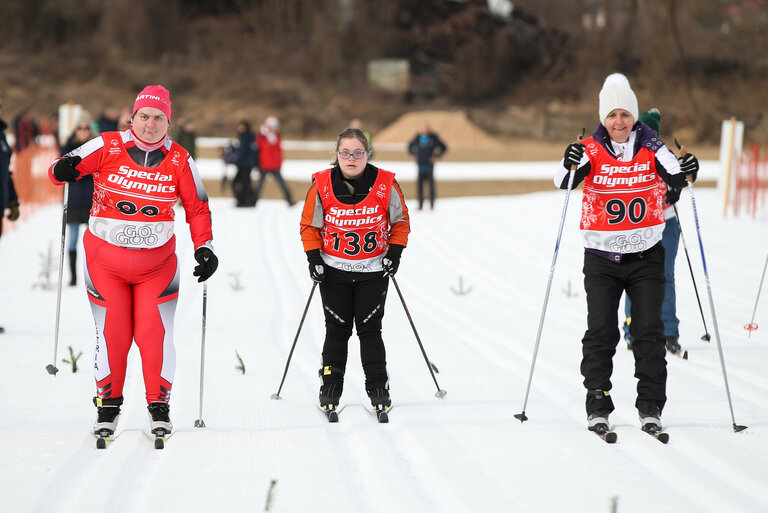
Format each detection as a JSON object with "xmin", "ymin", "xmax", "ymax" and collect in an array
[
  {"xmin": 331, "ymin": 231, "xmax": 378, "ymax": 256},
  {"xmin": 606, "ymin": 197, "xmax": 646, "ymax": 224}
]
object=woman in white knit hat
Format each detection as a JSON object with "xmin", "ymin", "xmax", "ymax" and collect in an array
[{"xmin": 553, "ymin": 73, "xmax": 700, "ymax": 438}]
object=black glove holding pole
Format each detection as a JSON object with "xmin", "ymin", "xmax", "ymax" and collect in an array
[
  {"xmin": 563, "ymin": 143, "xmax": 585, "ymax": 170},
  {"xmin": 306, "ymin": 249, "xmax": 326, "ymax": 283},
  {"xmin": 382, "ymin": 244, "xmax": 404, "ymax": 277},
  {"xmin": 53, "ymin": 156, "xmax": 82, "ymax": 183},
  {"xmin": 193, "ymin": 247, "xmax": 218, "ymax": 282},
  {"xmin": 678, "ymin": 153, "xmax": 699, "ymax": 182}
]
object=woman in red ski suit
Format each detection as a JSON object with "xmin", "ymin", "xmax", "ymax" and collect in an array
[
  {"xmin": 48, "ymin": 85, "xmax": 218, "ymax": 437},
  {"xmin": 300, "ymin": 127, "xmax": 410, "ymax": 414}
]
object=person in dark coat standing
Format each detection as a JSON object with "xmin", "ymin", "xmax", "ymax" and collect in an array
[
  {"xmin": 60, "ymin": 119, "xmax": 95, "ymax": 286},
  {"xmin": 232, "ymin": 120, "xmax": 257, "ymax": 207},
  {"xmin": 0, "ymin": 92, "xmax": 20, "ymax": 237},
  {"xmin": 408, "ymin": 121, "xmax": 447, "ymax": 210},
  {"xmin": 0, "ymin": 90, "xmax": 21, "ymax": 333}
]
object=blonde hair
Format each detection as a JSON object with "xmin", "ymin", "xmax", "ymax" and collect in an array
[{"xmin": 331, "ymin": 127, "xmax": 371, "ymax": 166}]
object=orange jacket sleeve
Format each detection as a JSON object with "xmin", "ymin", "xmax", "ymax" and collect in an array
[{"xmin": 299, "ymin": 181, "xmax": 323, "ymax": 252}]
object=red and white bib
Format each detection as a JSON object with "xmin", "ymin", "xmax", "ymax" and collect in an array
[
  {"xmin": 580, "ymin": 136, "xmax": 666, "ymax": 253},
  {"xmin": 89, "ymin": 133, "xmax": 189, "ymax": 248},
  {"xmin": 314, "ymin": 168, "xmax": 394, "ymax": 272}
]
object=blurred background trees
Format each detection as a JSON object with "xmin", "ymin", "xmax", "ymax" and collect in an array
[{"xmin": 0, "ymin": 0, "xmax": 766, "ymax": 142}]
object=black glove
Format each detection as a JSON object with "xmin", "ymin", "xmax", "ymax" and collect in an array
[
  {"xmin": 678, "ymin": 153, "xmax": 698, "ymax": 182},
  {"xmin": 563, "ymin": 143, "xmax": 585, "ymax": 169},
  {"xmin": 53, "ymin": 156, "xmax": 82, "ymax": 183},
  {"xmin": 193, "ymin": 247, "xmax": 218, "ymax": 282},
  {"xmin": 382, "ymin": 244, "xmax": 404, "ymax": 277},
  {"xmin": 306, "ymin": 249, "xmax": 326, "ymax": 283},
  {"xmin": 6, "ymin": 200, "xmax": 19, "ymax": 221},
  {"xmin": 665, "ymin": 186, "xmax": 682, "ymax": 206}
]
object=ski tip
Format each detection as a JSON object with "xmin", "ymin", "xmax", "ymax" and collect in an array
[
  {"xmin": 96, "ymin": 437, "xmax": 108, "ymax": 449},
  {"xmin": 656, "ymin": 432, "xmax": 670, "ymax": 444},
  {"xmin": 604, "ymin": 432, "xmax": 618, "ymax": 444},
  {"xmin": 327, "ymin": 411, "xmax": 339, "ymax": 423},
  {"xmin": 513, "ymin": 412, "xmax": 528, "ymax": 423},
  {"xmin": 154, "ymin": 437, "xmax": 165, "ymax": 449},
  {"xmin": 435, "ymin": 389, "xmax": 448, "ymax": 399},
  {"xmin": 377, "ymin": 412, "xmax": 389, "ymax": 423},
  {"xmin": 734, "ymin": 424, "xmax": 748, "ymax": 433}
]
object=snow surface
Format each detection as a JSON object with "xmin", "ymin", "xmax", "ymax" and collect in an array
[{"xmin": 1, "ymin": 165, "xmax": 766, "ymax": 513}]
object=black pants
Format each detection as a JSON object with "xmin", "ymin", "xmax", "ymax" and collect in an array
[
  {"xmin": 319, "ymin": 275, "xmax": 389, "ymax": 389},
  {"xmin": 581, "ymin": 244, "xmax": 667, "ymax": 415},
  {"xmin": 417, "ymin": 165, "xmax": 435, "ymax": 209},
  {"xmin": 232, "ymin": 165, "xmax": 254, "ymax": 206},
  {"xmin": 254, "ymin": 169, "xmax": 293, "ymax": 206}
]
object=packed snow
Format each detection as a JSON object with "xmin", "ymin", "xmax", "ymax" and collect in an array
[{"xmin": 1, "ymin": 160, "xmax": 766, "ymax": 513}]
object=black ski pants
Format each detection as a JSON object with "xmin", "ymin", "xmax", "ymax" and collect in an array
[
  {"xmin": 319, "ymin": 275, "xmax": 389, "ymax": 390},
  {"xmin": 254, "ymin": 169, "xmax": 293, "ymax": 206},
  {"xmin": 417, "ymin": 164, "xmax": 435, "ymax": 209},
  {"xmin": 581, "ymin": 243, "xmax": 667, "ymax": 415}
]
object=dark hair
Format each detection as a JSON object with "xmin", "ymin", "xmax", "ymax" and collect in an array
[{"xmin": 331, "ymin": 127, "xmax": 371, "ymax": 166}]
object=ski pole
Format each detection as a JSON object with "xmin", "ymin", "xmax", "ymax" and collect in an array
[
  {"xmin": 744, "ymin": 253, "xmax": 767, "ymax": 338},
  {"xmin": 672, "ymin": 204, "xmax": 711, "ymax": 342},
  {"xmin": 391, "ymin": 276, "xmax": 447, "ymax": 398},
  {"xmin": 194, "ymin": 282, "xmax": 208, "ymax": 428},
  {"xmin": 47, "ymin": 183, "xmax": 69, "ymax": 376},
  {"xmin": 515, "ymin": 130, "xmax": 583, "ymax": 422},
  {"xmin": 677, "ymin": 138, "xmax": 747, "ymax": 433},
  {"xmin": 271, "ymin": 282, "xmax": 317, "ymax": 400}
]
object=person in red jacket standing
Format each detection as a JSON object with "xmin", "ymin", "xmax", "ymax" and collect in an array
[
  {"xmin": 254, "ymin": 116, "xmax": 293, "ymax": 206},
  {"xmin": 300, "ymin": 127, "xmax": 410, "ymax": 415},
  {"xmin": 48, "ymin": 85, "xmax": 219, "ymax": 440}
]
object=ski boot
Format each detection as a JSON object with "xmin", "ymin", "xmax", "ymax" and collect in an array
[
  {"xmin": 665, "ymin": 337, "xmax": 682, "ymax": 355},
  {"xmin": 587, "ymin": 411, "xmax": 611, "ymax": 433},
  {"xmin": 638, "ymin": 401, "xmax": 663, "ymax": 433},
  {"xmin": 147, "ymin": 402, "xmax": 173, "ymax": 437},
  {"xmin": 367, "ymin": 386, "xmax": 391, "ymax": 423},
  {"xmin": 318, "ymin": 366, "xmax": 344, "ymax": 421},
  {"xmin": 93, "ymin": 396, "xmax": 123, "ymax": 437}
]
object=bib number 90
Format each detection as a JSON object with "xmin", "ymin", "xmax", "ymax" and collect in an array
[{"xmin": 606, "ymin": 198, "xmax": 646, "ymax": 224}]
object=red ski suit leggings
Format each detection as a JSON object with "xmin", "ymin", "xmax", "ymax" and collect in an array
[{"xmin": 83, "ymin": 229, "xmax": 179, "ymax": 404}]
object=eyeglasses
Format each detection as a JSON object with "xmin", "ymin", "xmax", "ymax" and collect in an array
[{"xmin": 338, "ymin": 151, "xmax": 366, "ymax": 160}]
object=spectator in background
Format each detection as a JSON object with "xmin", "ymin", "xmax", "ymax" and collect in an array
[
  {"xmin": 0, "ymin": 90, "xmax": 21, "ymax": 333},
  {"xmin": 408, "ymin": 121, "xmax": 447, "ymax": 210},
  {"xmin": 172, "ymin": 116, "xmax": 197, "ymax": 160},
  {"xmin": 60, "ymin": 117, "xmax": 95, "ymax": 286},
  {"xmin": 231, "ymin": 120, "xmax": 258, "ymax": 207},
  {"xmin": 96, "ymin": 106, "xmax": 120, "ymax": 134},
  {"xmin": 254, "ymin": 116, "xmax": 293, "ymax": 206},
  {"xmin": 12, "ymin": 107, "xmax": 38, "ymax": 152},
  {"xmin": 117, "ymin": 108, "xmax": 132, "ymax": 131},
  {"xmin": 623, "ymin": 108, "xmax": 684, "ymax": 356}
]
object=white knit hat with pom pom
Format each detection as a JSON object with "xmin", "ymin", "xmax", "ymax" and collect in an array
[{"xmin": 598, "ymin": 73, "xmax": 638, "ymax": 124}]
